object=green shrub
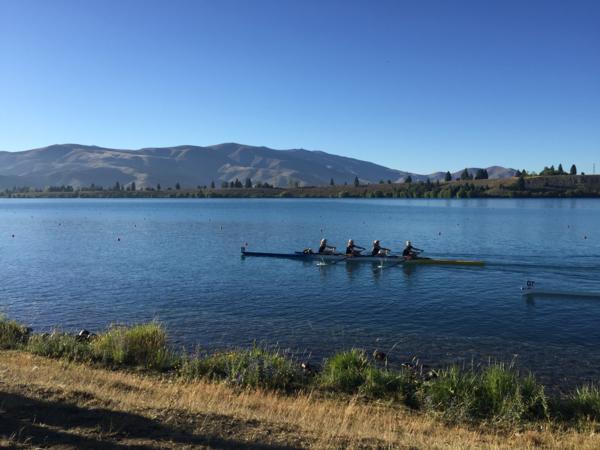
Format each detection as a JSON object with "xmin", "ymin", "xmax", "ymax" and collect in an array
[
  {"xmin": 179, "ymin": 347, "xmax": 302, "ymax": 391},
  {"xmin": 474, "ymin": 363, "xmax": 526, "ymax": 422},
  {"xmin": 92, "ymin": 322, "xmax": 173, "ymax": 370},
  {"xmin": 420, "ymin": 365, "xmax": 477, "ymax": 421},
  {"xmin": 360, "ymin": 367, "xmax": 419, "ymax": 403},
  {"xmin": 178, "ymin": 352, "xmax": 213, "ymax": 378},
  {"xmin": 318, "ymin": 350, "xmax": 421, "ymax": 403},
  {"xmin": 360, "ymin": 367, "xmax": 397, "ymax": 398},
  {"xmin": 26, "ymin": 332, "xmax": 92, "ymax": 362},
  {"xmin": 420, "ymin": 364, "xmax": 548, "ymax": 423},
  {"xmin": 562, "ymin": 385, "xmax": 600, "ymax": 421},
  {"xmin": 0, "ymin": 315, "xmax": 29, "ymax": 349},
  {"xmin": 519, "ymin": 373, "xmax": 549, "ymax": 421},
  {"xmin": 475, "ymin": 365, "xmax": 548, "ymax": 422},
  {"xmin": 318, "ymin": 349, "xmax": 369, "ymax": 394}
]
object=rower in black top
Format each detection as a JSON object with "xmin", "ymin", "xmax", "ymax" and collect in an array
[
  {"xmin": 318, "ymin": 238, "xmax": 336, "ymax": 254},
  {"xmin": 402, "ymin": 240, "xmax": 423, "ymax": 259},
  {"xmin": 346, "ymin": 239, "xmax": 365, "ymax": 256},
  {"xmin": 371, "ymin": 240, "xmax": 391, "ymax": 256}
]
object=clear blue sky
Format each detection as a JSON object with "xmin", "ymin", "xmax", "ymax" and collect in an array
[{"xmin": 1, "ymin": 0, "xmax": 598, "ymax": 173}]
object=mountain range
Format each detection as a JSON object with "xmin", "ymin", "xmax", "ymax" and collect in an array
[{"xmin": 0, "ymin": 143, "xmax": 516, "ymax": 189}]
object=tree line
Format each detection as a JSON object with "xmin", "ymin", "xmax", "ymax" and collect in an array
[
  {"xmin": 0, "ymin": 163, "xmax": 589, "ymax": 195},
  {"xmin": 514, "ymin": 164, "xmax": 581, "ymax": 177},
  {"xmin": 218, "ymin": 178, "xmax": 275, "ymax": 189}
]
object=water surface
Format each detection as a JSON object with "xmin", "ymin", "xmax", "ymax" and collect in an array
[{"xmin": 2, "ymin": 198, "xmax": 599, "ymax": 388}]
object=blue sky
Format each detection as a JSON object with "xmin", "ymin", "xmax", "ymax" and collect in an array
[{"xmin": 0, "ymin": 0, "xmax": 598, "ymax": 173}]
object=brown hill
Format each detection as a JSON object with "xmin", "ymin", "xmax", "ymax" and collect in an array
[{"xmin": 0, "ymin": 143, "xmax": 516, "ymax": 189}]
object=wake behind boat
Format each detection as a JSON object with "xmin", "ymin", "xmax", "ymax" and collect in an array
[{"xmin": 240, "ymin": 247, "xmax": 485, "ymax": 267}]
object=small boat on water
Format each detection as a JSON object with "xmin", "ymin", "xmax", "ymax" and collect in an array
[
  {"xmin": 240, "ymin": 247, "xmax": 485, "ymax": 267},
  {"xmin": 521, "ymin": 281, "xmax": 600, "ymax": 298}
]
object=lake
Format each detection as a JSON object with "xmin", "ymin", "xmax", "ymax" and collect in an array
[{"xmin": 1, "ymin": 198, "xmax": 599, "ymax": 389}]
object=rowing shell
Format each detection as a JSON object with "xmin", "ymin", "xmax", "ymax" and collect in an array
[{"xmin": 240, "ymin": 248, "xmax": 484, "ymax": 266}]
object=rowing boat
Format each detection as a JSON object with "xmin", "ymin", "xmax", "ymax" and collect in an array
[
  {"xmin": 521, "ymin": 287, "xmax": 600, "ymax": 298},
  {"xmin": 240, "ymin": 248, "xmax": 484, "ymax": 266},
  {"xmin": 520, "ymin": 280, "xmax": 600, "ymax": 298}
]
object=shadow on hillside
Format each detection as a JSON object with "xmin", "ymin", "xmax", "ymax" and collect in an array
[{"xmin": 0, "ymin": 390, "xmax": 303, "ymax": 449}]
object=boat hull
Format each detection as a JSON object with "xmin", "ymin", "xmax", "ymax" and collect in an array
[
  {"xmin": 404, "ymin": 258, "xmax": 484, "ymax": 266},
  {"xmin": 241, "ymin": 250, "xmax": 346, "ymax": 262},
  {"xmin": 241, "ymin": 249, "xmax": 484, "ymax": 266}
]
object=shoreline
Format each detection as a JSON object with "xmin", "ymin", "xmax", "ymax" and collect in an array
[
  {"xmin": 4, "ymin": 350, "xmax": 600, "ymax": 449},
  {"xmin": 2, "ymin": 175, "xmax": 600, "ymax": 199},
  {"xmin": 2, "ymin": 316, "xmax": 600, "ymax": 436}
]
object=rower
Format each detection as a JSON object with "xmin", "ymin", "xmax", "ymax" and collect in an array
[
  {"xmin": 402, "ymin": 240, "xmax": 423, "ymax": 259},
  {"xmin": 318, "ymin": 238, "xmax": 336, "ymax": 254},
  {"xmin": 371, "ymin": 240, "xmax": 391, "ymax": 256},
  {"xmin": 346, "ymin": 239, "xmax": 365, "ymax": 256}
]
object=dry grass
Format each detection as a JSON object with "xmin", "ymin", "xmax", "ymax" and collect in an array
[{"xmin": 1, "ymin": 351, "xmax": 599, "ymax": 449}]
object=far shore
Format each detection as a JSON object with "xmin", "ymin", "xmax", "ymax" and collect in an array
[{"xmin": 2, "ymin": 174, "xmax": 600, "ymax": 199}]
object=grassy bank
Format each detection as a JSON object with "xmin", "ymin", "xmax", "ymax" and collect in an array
[{"xmin": 2, "ymin": 316, "xmax": 600, "ymax": 448}]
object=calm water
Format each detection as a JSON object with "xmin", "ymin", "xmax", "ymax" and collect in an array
[{"xmin": 2, "ymin": 198, "xmax": 599, "ymax": 388}]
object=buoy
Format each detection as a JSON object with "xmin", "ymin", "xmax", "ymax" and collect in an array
[{"xmin": 11, "ymin": 234, "xmax": 15, "ymax": 238}]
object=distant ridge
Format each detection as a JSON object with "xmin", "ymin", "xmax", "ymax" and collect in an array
[{"xmin": 0, "ymin": 143, "xmax": 516, "ymax": 189}]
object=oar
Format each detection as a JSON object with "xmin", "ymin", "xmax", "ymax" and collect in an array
[
  {"xmin": 325, "ymin": 254, "xmax": 349, "ymax": 266},
  {"xmin": 373, "ymin": 251, "xmax": 405, "ymax": 271},
  {"xmin": 374, "ymin": 249, "xmax": 426, "ymax": 271},
  {"xmin": 374, "ymin": 258, "xmax": 405, "ymax": 271},
  {"xmin": 316, "ymin": 249, "xmax": 347, "ymax": 266}
]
